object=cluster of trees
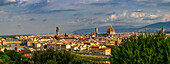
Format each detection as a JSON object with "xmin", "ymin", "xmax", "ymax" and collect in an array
[
  {"xmin": 1, "ymin": 48, "xmax": 105, "ymax": 64},
  {"xmin": 110, "ymin": 32, "xmax": 170, "ymax": 64},
  {"xmin": 0, "ymin": 50, "xmax": 28, "ymax": 64},
  {"xmin": 30, "ymin": 48, "xmax": 104, "ymax": 64}
]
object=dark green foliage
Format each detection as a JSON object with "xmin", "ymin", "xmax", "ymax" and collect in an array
[
  {"xmin": 0, "ymin": 51, "xmax": 11, "ymax": 64},
  {"xmin": 32, "ymin": 48, "xmax": 103, "ymax": 64},
  {"xmin": 110, "ymin": 32, "xmax": 170, "ymax": 64},
  {"xmin": 5, "ymin": 50, "xmax": 27, "ymax": 64},
  {"xmin": 4, "ymin": 49, "xmax": 7, "ymax": 52},
  {"xmin": 43, "ymin": 45, "xmax": 47, "ymax": 48},
  {"xmin": 0, "ymin": 55, "xmax": 11, "ymax": 64}
]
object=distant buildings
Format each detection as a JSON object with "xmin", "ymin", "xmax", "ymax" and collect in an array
[
  {"xmin": 92, "ymin": 25, "xmax": 116, "ymax": 37},
  {"xmin": 19, "ymin": 49, "xmax": 33, "ymax": 58}
]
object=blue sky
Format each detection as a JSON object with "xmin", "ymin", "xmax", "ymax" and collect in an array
[{"xmin": 0, "ymin": 0, "xmax": 170, "ymax": 35}]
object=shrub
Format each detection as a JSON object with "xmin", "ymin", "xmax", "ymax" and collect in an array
[{"xmin": 110, "ymin": 32, "xmax": 170, "ymax": 64}]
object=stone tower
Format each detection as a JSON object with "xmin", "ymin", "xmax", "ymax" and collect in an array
[
  {"xmin": 95, "ymin": 28, "xmax": 98, "ymax": 38},
  {"xmin": 162, "ymin": 25, "xmax": 164, "ymax": 33},
  {"xmin": 91, "ymin": 32, "xmax": 93, "ymax": 37},
  {"xmin": 56, "ymin": 27, "xmax": 59, "ymax": 36}
]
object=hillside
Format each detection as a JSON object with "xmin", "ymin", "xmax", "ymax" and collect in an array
[{"xmin": 72, "ymin": 21, "xmax": 170, "ymax": 33}]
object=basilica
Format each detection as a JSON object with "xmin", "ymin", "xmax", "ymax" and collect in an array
[{"xmin": 91, "ymin": 25, "xmax": 116, "ymax": 38}]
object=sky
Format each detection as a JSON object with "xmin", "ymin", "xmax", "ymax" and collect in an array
[{"xmin": 0, "ymin": 0, "xmax": 170, "ymax": 35}]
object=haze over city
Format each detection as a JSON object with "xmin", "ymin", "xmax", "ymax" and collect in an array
[{"xmin": 0, "ymin": 0, "xmax": 170, "ymax": 35}]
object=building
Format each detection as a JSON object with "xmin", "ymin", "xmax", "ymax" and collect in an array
[
  {"xmin": 162, "ymin": 25, "xmax": 164, "ymax": 33},
  {"xmin": 99, "ymin": 48, "xmax": 111, "ymax": 55},
  {"xmin": 56, "ymin": 27, "xmax": 59, "ymax": 36},
  {"xmin": 107, "ymin": 25, "xmax": 115, "ymax": 37},
  {"xmin": 91, "ymin": 46, "xmax": 100, "ymax": 54},
  {"xmin": 92, "ymin": 25, "xmax": 116, "ymax": 37},
  {"xmin": 19, "ymin": 49, "xmax": 33, "ymax": 58}
]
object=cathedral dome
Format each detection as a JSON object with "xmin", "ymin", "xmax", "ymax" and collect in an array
[{"xmin": 107, "ymin": 25, "xmax": 115, "ymax": 33}]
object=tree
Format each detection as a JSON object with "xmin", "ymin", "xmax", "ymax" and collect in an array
[
  {"xmin": 4, "ymin": 49, "xmax": 7, "ymax": 52},
  {"xmin": 110, "ymin": 32, "xmax": 170, "ymax": 64},
  {"xmin": 5, "ymin": 50, "xmax": 24, "ymax": 64},
  {"xmin": 31, "ymin": 48, "xmax": 104, "ymax": 64},
  {"xmin": 0, "ymin": 51, "xmax": 11, "ymax": 64}
]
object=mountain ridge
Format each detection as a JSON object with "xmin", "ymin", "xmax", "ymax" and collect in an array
[{"xmin": 72, "ymin": 21, "xmax": 170, "ymax": 33}]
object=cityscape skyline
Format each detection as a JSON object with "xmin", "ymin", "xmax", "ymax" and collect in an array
[{"xmin": 0, "ymin": 0, "xmax": 170, "ymax": 35}]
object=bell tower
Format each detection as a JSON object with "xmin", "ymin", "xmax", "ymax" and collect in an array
[
  {"xmin": 56, "ymin": 27, "xmax": 59, "ymax": 36},
  {"xmin": 95, "ymin": 28, "xmax": 98, "ymax": 38},
  {"xmin": 162, "ymin": 25, "xmax": 164, "ymax": 33}
]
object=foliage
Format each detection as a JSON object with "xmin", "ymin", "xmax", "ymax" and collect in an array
[
  {"xmin": 0, "ymin": 55, "xmax": 11, "ymax": 64},
  {"xmin": 5, "ymin": 50, "xmax": 26, "ymax": 64},
  {"xmin": 31, "ymin": 48, "xmax": 104, "ymax": 64},
  {"xmin": 4, "ymin": 49, "xmax": 7, "ymax": 52},
  {"xmin": 79, "ymin": 54, "xmax": 109, "ymax": 61},
  {"xmin": 43, "ymin": 45, "xmax": 47, "ymax": 48},
  {"xmin": 110, "ymin": 32, "xmax": 170, "ymax": 64},
  {"xmin": 0, "ymin": 51, "xmax": 11, "ymax": 64}
]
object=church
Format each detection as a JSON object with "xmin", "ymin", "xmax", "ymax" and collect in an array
[{"xmin": 91, "ymin": 25, "xmax": 116, "ymax": 38}]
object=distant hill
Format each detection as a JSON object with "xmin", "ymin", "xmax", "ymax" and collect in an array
[
  {"xmin": 72, "ymin": 21, "xmax": 170, "ymax": 33},
  {"xmin": 136, "ymin": 21, "xmax": 170, "ymax": 32}
]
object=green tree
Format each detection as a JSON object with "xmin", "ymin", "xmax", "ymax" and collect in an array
[
  {"xmin": 5, "ymin": 50, "xmax": 24, "ymax": 64},
  {"xmin": 110, "ymin": 32, "xmax": 170, "ymax": 64},
  {"xmin": 0, "ymin": 51, "xmax": 11, "ymax": 64},
  {"xmin": 32, "ymin": 48, "xmax": 104, "ymax": 64},
  {"xmin": 4, "ymin": 48, "xmax": 7, "ymax": 52}
]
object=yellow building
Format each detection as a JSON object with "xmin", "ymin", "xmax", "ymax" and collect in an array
[
  {"xmin": 99, "ymin": 48, "xmax": 111, "ymax": 55},
  {"xmin": 90, "ymin": 42, "xmax": 99, "ymax": 46},
  {"xmin": 2, "ymin": 41, "xmax": 22, "ymax": 45}
]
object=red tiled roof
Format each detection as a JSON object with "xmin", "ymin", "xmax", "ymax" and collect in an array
[
  {"xmin": 92, "ymin": 46, "xmax": 99, "ymax": 48},
  {"xmin": 19, "ymin": 49, "xmax": 32, "ymax": 54}
]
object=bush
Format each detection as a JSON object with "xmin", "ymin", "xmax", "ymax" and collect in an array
[
  {"xmin": 110, "ymin": 32, "xmax": 170, "ymax": 64},
  {"xmin": 32, "ymin": 48, "xmax": 104, "ymax": 64}
]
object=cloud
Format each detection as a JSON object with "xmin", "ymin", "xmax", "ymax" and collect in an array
[
  {"xmin": 43, "ymin": 19, "xmax": 47, "ymax": 22},
  {"xmin": 131, "ymin": 12, "xmax": 146, "ymax": 18},
  {"xmin": 29, "ymin": 18, "xmax": 36, "ymax": 21},
  {"xmin": 163, "ymin": 14, "xmax": 170, "ymax": 22},
  {"xmin": 133, "ymin": 0, "xmax": 150, "ymax": 1},
  {"xmin": 142, "ymin": 15, "xmax": 161, "ymax": 20},
  {"xmin": 158, "ymin": 2, "xmax": 170, "ymax": 7},
  {"xmin": 133, "ymin": 9, "xmax": 144, "ymax": 12},
  {"xmin": 0, "ymin": 0, "xmax": 17, "ymax": 6},
  {"xmin": 93, "ymin": 12, "xmax": 105, "ymax": 15},
  {"xmin": 110, "ymin": 14, "xmax": 117, "ymax": 20},
  {"xmin": 121, "ymin": 10, "xmax": 128, "ymax": 16},
  {"xmin": 90, "ymin": 2, "xmax": 119, "ymax": 6},
  {"xmin": 77, "ymin": 0, "xmax": 110, "ymax": 4},
  {"xmin": 24, "ymin": 0, "xmax": 49, "ymax": 9},
  {"xmin": 162, "ymin": 0, "xmax": 170, "ymax": 2},
  {"xmin": 0, "ymin": 11, "xmax": 7, "ymax": 14}
]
